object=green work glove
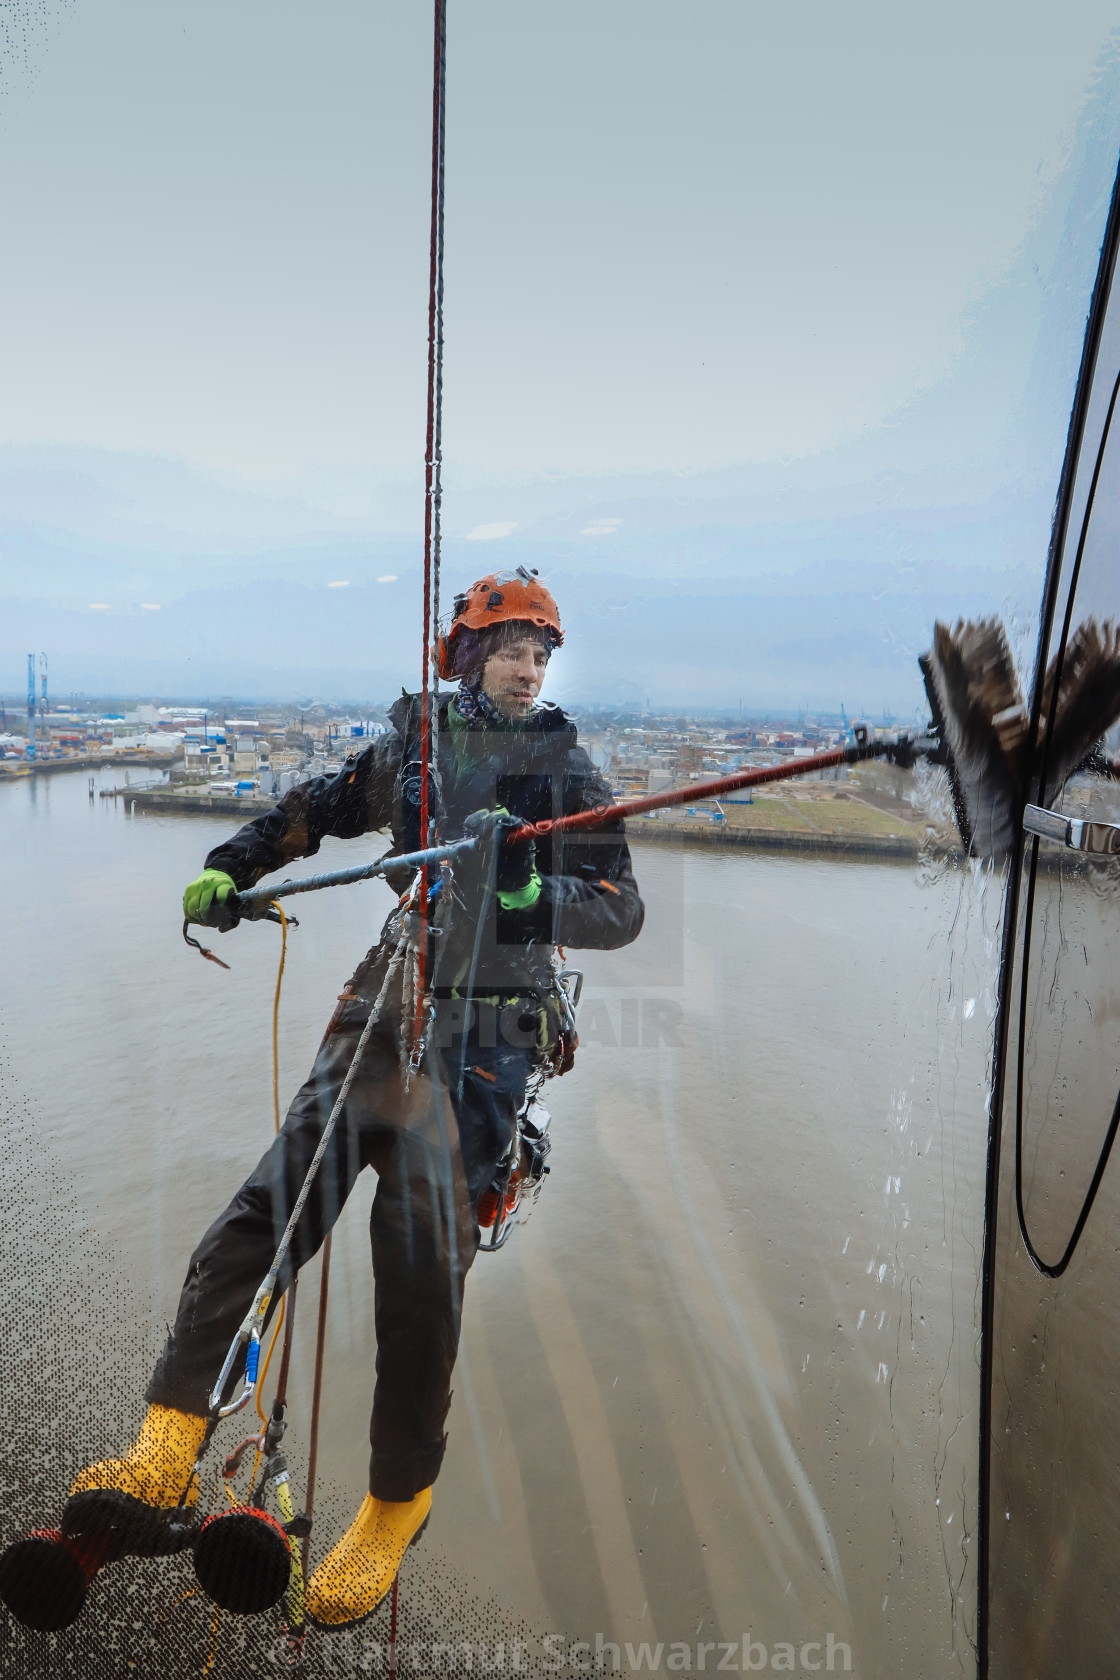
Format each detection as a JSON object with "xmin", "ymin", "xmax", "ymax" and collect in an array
[{"xmin": 183, "ymin": 868, "xmax": 239, "ymax": 929}]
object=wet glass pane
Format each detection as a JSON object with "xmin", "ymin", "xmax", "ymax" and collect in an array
[{"xmin": 988, "ymin": 238, "xmax": 1120, "ymax": 1676}]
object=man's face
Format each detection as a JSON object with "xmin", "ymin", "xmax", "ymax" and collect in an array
[{"xmin": 480, "ymin": 635, "xmax": 549, "ymax": 720}]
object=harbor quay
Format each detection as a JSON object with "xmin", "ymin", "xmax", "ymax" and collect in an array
[{"xmin": 1, "ymin": 695, "xmax": 962, "ymax": 860}]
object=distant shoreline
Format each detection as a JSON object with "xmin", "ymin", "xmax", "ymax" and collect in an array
[
  {"xmin": 0, "ymin": 752, "xmax": 179, "ymax": 779},
  {"xmin": 120, "ymin": 786, "xmax": 276, "ymax": 816},
  {"xmin": 63, "ymin": 776, "xmax": 982, "ymax": 870},
  {"xmin": 627, "ymin": 818, "xmax": 951, "ymax": 863},
  {"xmin": 114, "ymin": 784, "xmax": 957, "ymax": 862}
]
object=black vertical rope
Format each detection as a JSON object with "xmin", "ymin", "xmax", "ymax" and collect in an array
[
  {"xmin": 415, "ymin": 0, "xmax": 448, "ymax": 1044},
  {"xmin": 418, "ymin": 0, "xmax": 447, "ymax": 856},
  {"xmin": 976, "ymin": 147, "xmax": 1120, "ymax": 1680},
  {"xmin": 431, "ymin": 0, "xmax": 446, "ymax": 721}
]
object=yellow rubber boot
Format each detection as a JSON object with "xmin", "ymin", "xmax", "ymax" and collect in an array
[
  {"xmin": 69, "ymin": 1405, "xmax": 209, "ymax": 1510},
  {"xmin": 306, "ymin": 1488, "xmax": 432, "ymax": 1629}
]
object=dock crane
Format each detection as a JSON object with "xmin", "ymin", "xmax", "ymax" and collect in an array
[{"xmin": 26, "ymin": 654, "xmax": 36, "ymax": 760}]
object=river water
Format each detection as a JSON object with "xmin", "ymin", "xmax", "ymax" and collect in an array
[{"xmin": 0, "ymin": 767, "xmax": 999, "ymax": 1677}]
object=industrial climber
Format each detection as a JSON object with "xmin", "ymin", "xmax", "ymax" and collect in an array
[{"xmin": 70, "ymin": 568, "xmax": 645, "ymax": 1629}]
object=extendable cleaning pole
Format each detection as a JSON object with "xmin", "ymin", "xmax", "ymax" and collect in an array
[
  {"xmin": 234, "ymin": 841, "xmax": 475, "ymax": 910},
  {"xmin": 509, "ymin": 731, "xmax": 913, "ymax": 842},
  {"xmin": 233, "ymin": 733, "xmax": 914, "ymax": 912}
]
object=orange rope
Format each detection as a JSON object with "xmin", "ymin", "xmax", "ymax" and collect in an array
[
  {"xmin": 247, "ymin": 901, "xmax": 292, "ymax": 1472},
  {"xmin": 202, "ymin": 1603, "xmax": 221, "ymax": 1673},
  {"xmin": 254, "ymin": 1294, "xmax": 287, "ymax": 1428}
]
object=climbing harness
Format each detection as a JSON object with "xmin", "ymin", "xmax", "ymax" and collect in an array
[
  {"xmin": 471, "ymin": 964, "xmax": 581, "ymax": 1250},
  {"xmin": 477, "ymin": 1075, "xmax": 553, "ymax": 1250}
]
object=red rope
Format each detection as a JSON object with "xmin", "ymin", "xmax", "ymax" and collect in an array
[
  {"xmin": 301, "ymin": 1232, "xmax": 332, "ymax": 1581},
  {"xmin": 416, "ymin": 0, "xmax": 447, "ymax": 1050}
]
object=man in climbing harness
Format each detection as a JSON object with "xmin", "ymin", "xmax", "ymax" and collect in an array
[{"xmin": 70, "ymin": 569, "xmax": 645, "ymax": 1628}]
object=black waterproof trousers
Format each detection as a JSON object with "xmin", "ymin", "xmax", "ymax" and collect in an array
[{"xmin": 147, "ymin": 970, "xmax": 531, "ymax": 1501}]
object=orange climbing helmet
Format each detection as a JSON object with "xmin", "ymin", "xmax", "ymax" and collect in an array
[{"xmin": 437, "ymin": 567, "xmax": 563, "ymax": 679}]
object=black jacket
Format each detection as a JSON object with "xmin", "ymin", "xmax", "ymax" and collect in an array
[{"xmin": 205, "ymin": 692, "xmax": 644, "ymax": 992}]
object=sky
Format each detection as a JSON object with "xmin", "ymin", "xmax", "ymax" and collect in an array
[{"xmin": 2, "ymin": 1, "xmax": 1120, "ymax": 708}]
